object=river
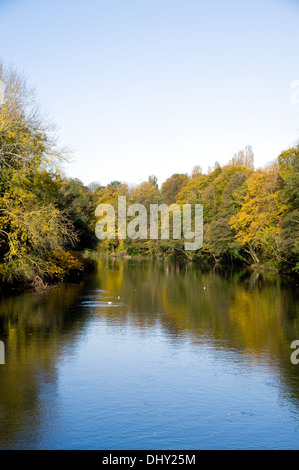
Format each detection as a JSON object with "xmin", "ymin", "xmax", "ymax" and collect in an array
[{"xmin": 0, "ymin": 258, "xmax": 298, "ymax": 449}]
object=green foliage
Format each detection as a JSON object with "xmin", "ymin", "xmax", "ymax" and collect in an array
[
  {"xmin": 95, "ymin": 150, "xmax": 298, "ymax": 273},
  {"xmin": 279, "ymin": 150, "xmax": 299, "ymax": 272},
  {"xmin": 161, "ymin": 173, "xmax": 189, "ymax": 204},
  {"xmin": 0, "ymin": 63, "xmax": 298, "ymax": 283},
  {"xmin": 0, "ymin": 65, "xmax": 82, "ymax": 289},
  {"xmin": 57, "ymin": 177, "xmax": 97, "ymax": 250}
]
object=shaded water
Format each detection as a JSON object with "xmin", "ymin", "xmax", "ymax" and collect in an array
[{"xmin": 0, "ymin": 258, "xmax": 298, "ymax": 449}]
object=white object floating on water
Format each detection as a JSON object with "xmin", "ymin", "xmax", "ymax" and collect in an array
[
  {"xmin": 108, "ymin": 301, "xmax": 112, "ymax": 305},
  {"xmin": 203, "ymin": 287, "xmax": 206, "ymax": 290},
  {"xmin": 118, "ymin": 296, "xmax": 120, "ymax": 299}
]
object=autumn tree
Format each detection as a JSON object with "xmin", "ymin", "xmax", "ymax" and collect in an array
[
  {"xmin": 279, "ymin": 146, "xmax": 299, "ymax": 272},
  {"xmin": 0, "ymin": 64, "xmax": 81, "ymax": 288},
  {"xmin": 161, "ymin": 173, "xmax": 189, "ymax": 204},
  {"xmin": 203, "ymin": 165, "xmax": 253, "ymax": 262},
  {"xmin": 230, "ymin": 163, "xmax": 283, "ymax": 265},
  {"xmin": 191, "ymin": 165, "xmax": 202, "ymax": 178},
  {"xmin": 230, "ymin": 145, "xmax": 254, "ymax": 169}
]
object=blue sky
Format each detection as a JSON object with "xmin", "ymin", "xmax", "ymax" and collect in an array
[{"xmin": 0, "ymin": 0, "xmax": 299, "ymax": 186}]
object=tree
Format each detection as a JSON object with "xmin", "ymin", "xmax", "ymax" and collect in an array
[
  {"xmin": 203, "ymin": 165, "xmax": 252, "ymax": 262},
  {"xmin": 95, "ymin": 182, "xmax": 129, "ymax": 254},
  {"xmin": 58, "ymin": 178, "xmax": 97, "ymax": 250},
  {"xmin": 108, "ymin": 180, "xmax": 121, "ymax": 188},
  {"xmin": 191, "ymin": 165, "xmax": 202, "ymax": 178},
  {"xmin": 148, "ymin": 175, "xmax": 158, "ymax": 188},
  {"xmin": 88, "ymin": 181, "xmax": 102, "ymax": 193},
  {"xmin": 230, "ymin": 164, "xmax": 283, "ymax": 264},
  {"xmin": 230, "ymin": 145, "xmax": 254, "ymax": 169},
  {"xmin": 0, "ymin": 64, "xmax": 81, "ymax": 288},
  {"xmin": 279, "ymin": 147, "xmax": 299, "ymax": 272},
  {"xmin": 161, "ymin": 173, "xmax": 188, "ymax": 204}
]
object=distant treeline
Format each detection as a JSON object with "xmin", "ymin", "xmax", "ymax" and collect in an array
[
  {"xmin": 0, "ymin": 65, "xmax": 298, "ymax": 290},
  {"xmin": 93, "ymin": 145, "xmax": 298, "ymax": 274}
]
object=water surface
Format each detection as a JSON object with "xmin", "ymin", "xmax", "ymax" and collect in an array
[{"xmin": 0, "ymin": 258, "xmax": 298, "ymax": 449}]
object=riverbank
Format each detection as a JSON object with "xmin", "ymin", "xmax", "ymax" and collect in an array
[
  {"xmin": 0, "ymin": 251, "xmax": 97, "ymax": 295},
  {"xmin": 1, "ymin": 247, "xmax": 297, "ymax": 296},
  {"xmin": 83, "ymin": 250, "xmax": 299, "ymax": 280}
]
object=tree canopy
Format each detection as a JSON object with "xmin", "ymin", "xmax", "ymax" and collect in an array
[{"xmin": 0, "ymin": 63, "xmax": 298, "ymax": 290}]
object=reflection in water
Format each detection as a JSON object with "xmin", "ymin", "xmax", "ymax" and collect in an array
[
  {"xmin": 0, "ymin": 258, "xmax": 298, "ymax": 449},
  {"xmin": 0, "ymin": 282, "xmax": 87, "ymax": 448}
]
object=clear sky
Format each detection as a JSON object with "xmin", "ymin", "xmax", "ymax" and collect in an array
[{"xmin": 0, "ymin": 0, "xmax": 299, "ymax": 186}]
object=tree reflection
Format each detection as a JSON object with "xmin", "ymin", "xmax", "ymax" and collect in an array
[{"xmin": 0, "ymin": 259, "xmax": 298, "ymax": 448}]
